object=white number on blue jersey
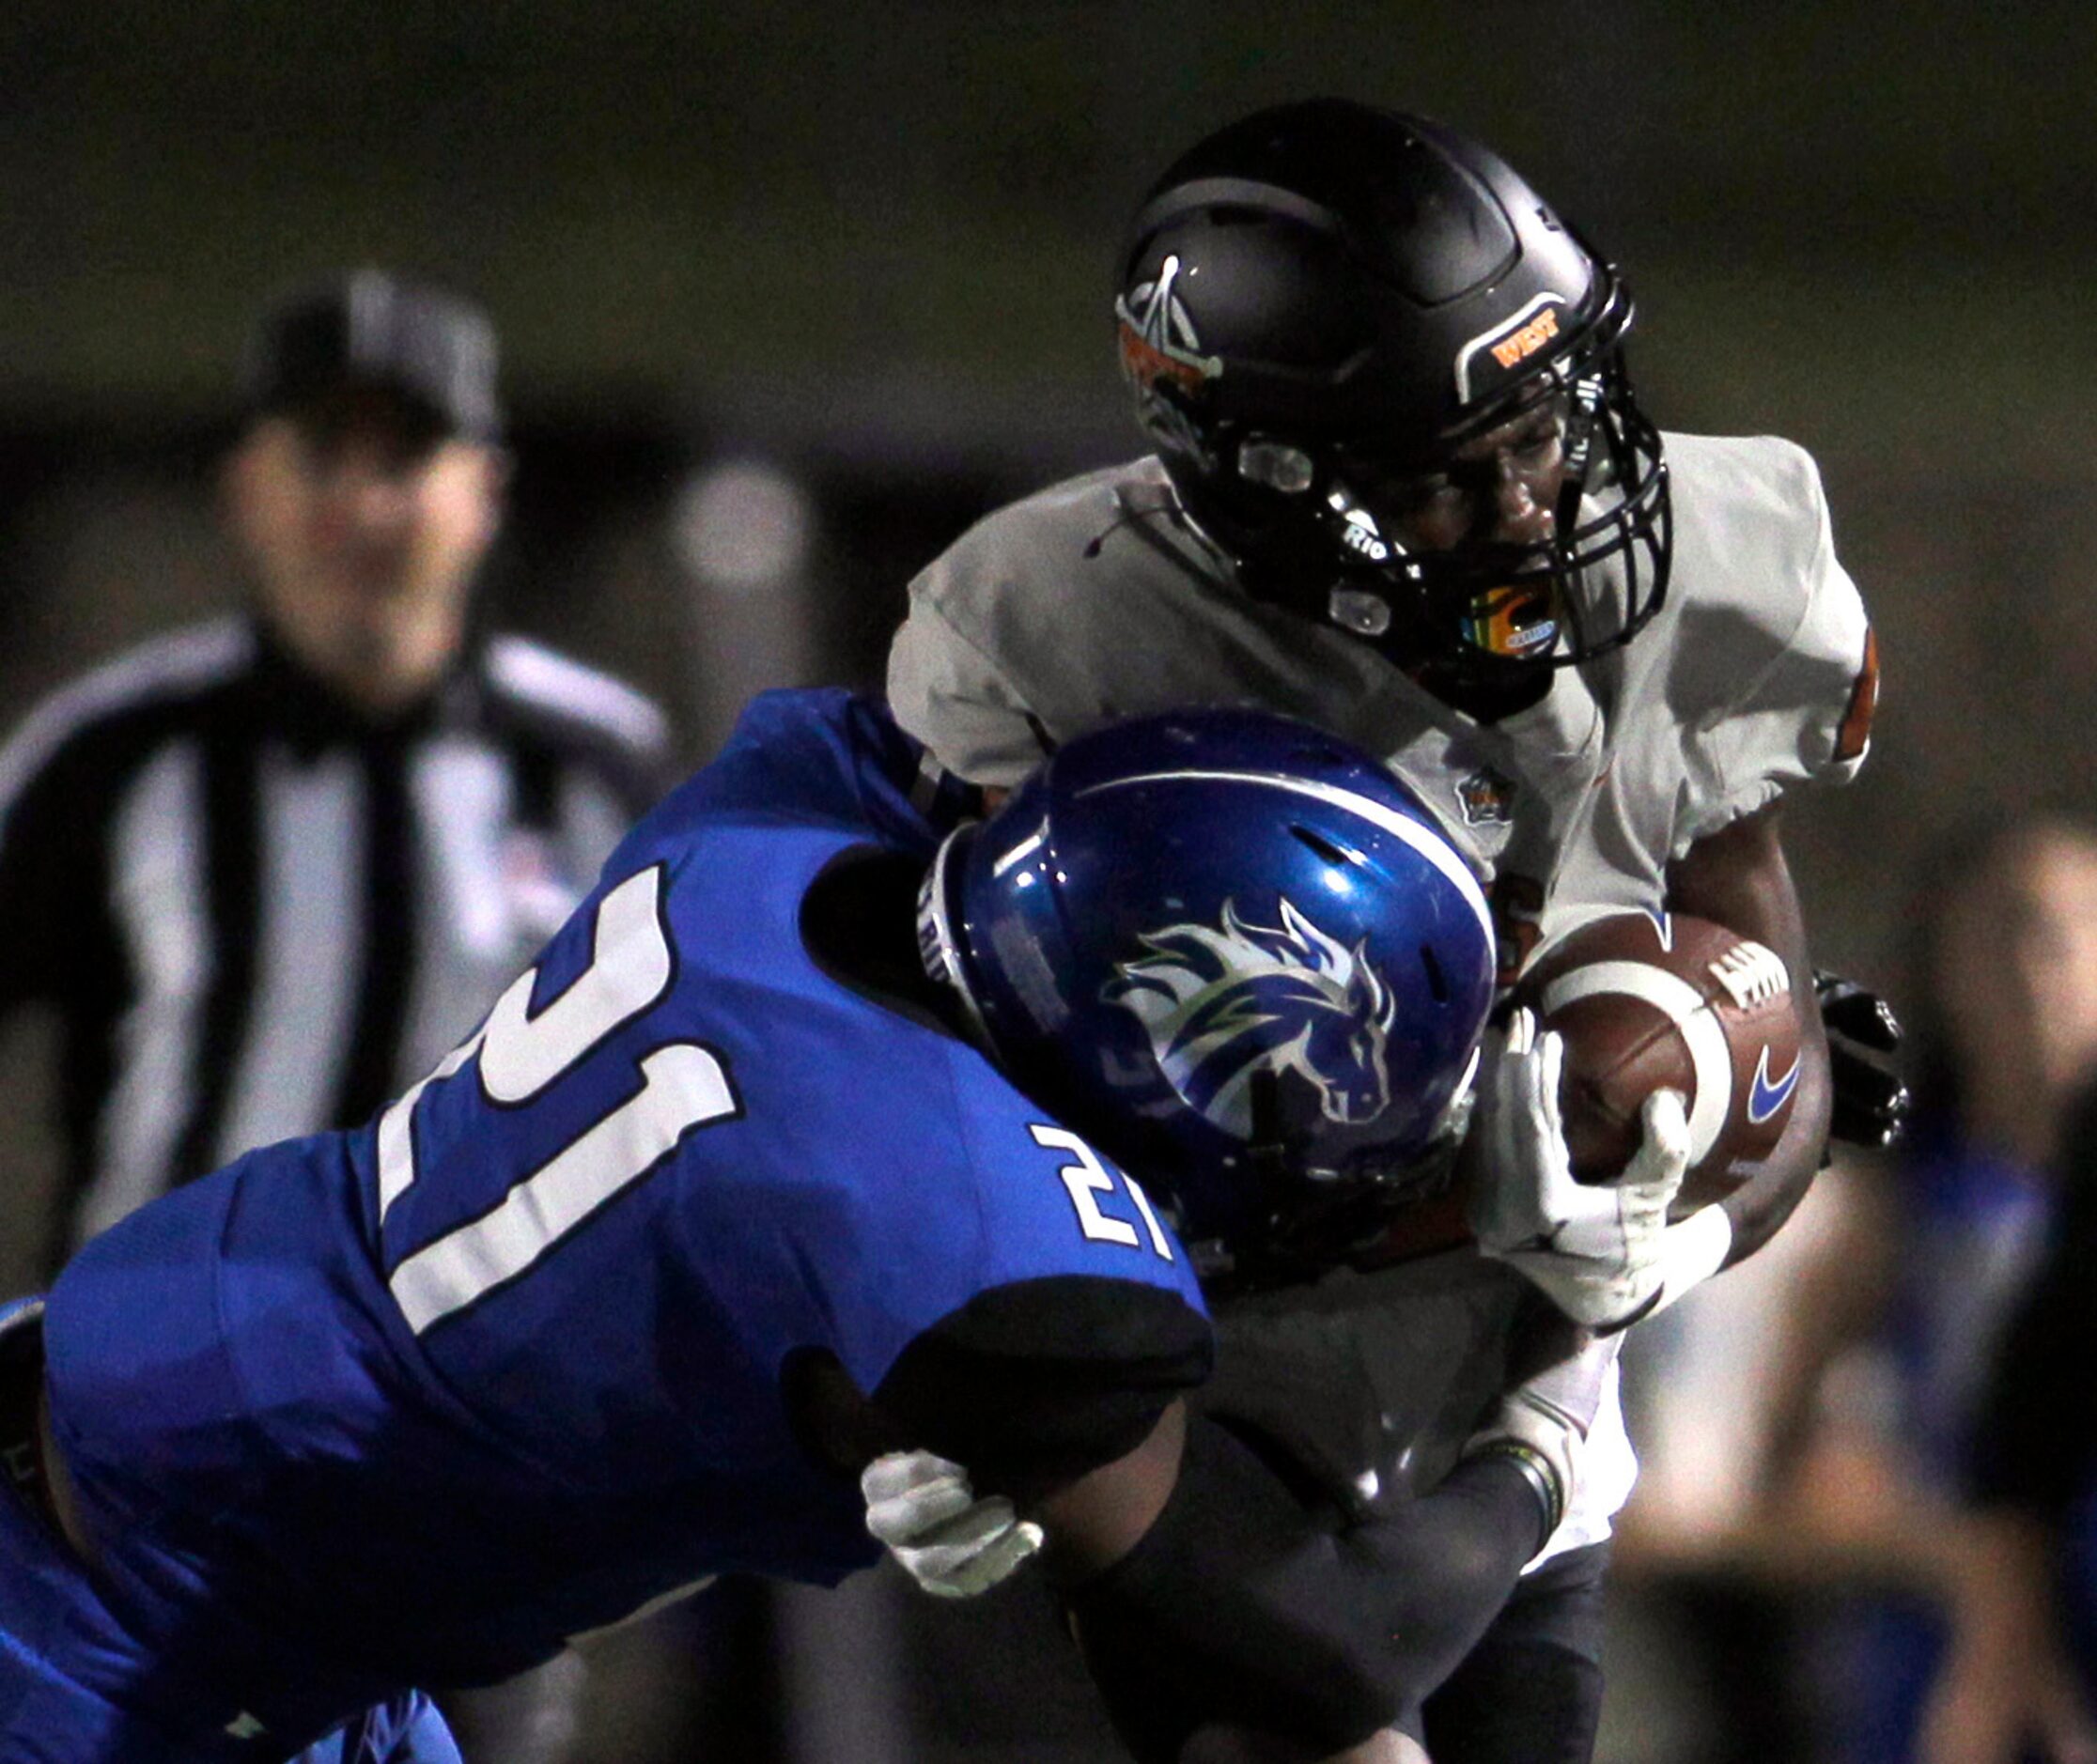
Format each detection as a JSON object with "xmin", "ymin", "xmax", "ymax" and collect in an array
[
  {"xmin": 1029, "ymin": 1123, "xmax": 1173, "ymax": 1261},
  {"xmin": 377, "ymin": 865, "xmax": 740, "ymax": 1334}
]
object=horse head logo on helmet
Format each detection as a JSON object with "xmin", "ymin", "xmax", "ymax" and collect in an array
[{"xmin": 1107, "ymin": 896, "xmax": 1397, "ymax": 1138}]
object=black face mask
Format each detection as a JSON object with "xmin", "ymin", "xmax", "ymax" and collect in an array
[{"xmin": 1162, "ymin": 355, "xmax": 1672, "ymax": 705}]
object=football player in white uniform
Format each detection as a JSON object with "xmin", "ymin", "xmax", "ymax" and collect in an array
[{"xmin": 886, "ymin": 100, "xmax": 1884, "ymax": 1761}]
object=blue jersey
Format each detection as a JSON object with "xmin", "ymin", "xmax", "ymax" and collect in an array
[{"xmin": 40, "ymin": 690, "xmax": 1208, "ymax": 1741}]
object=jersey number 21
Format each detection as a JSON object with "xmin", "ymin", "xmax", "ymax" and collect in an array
[{"xmin": 376, "ymin": 865, "xmax": 738, "ymax": 1334}]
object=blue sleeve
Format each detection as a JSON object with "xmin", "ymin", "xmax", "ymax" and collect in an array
[{"xmin": 635, "ymin": 689, "xmax": 978, "ymax": 870}]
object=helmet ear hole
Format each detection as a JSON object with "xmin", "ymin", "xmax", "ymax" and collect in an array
[
  {"xmin": 1248, "ymin": 1065, "xmax": 1283, "ymax": 1146},
  {"xmin": 1419, "ymin": 943, "xmax": 1450, "ymax": 1005},
  {"xmin": 1289, "ymin": 824, "xmax": 1357, "ymax": 867}
]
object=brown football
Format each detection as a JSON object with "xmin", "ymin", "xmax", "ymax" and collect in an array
[{"xmin": 1510, "ymin": 911, "xmax": 1804, "ymax": 1215}]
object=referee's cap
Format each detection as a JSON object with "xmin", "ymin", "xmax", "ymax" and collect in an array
[{"xmin": 241, "ymin": 268, "xmax": 502, "ymax": 441}]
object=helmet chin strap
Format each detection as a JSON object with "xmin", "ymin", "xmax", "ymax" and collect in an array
[{"xmin": 1553, "ymin": 372, "xmax": 1608, "ymax": 534}]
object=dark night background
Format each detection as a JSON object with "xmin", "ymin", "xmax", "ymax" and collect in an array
[{"xmin": 2, "ymin": 6, "xmax": 2090, "ymax": 1758}]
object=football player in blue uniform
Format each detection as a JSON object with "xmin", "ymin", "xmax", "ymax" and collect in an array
[{"xmin": 0, "ymin": 689, "xmax": 1614, "ymax": 1764}]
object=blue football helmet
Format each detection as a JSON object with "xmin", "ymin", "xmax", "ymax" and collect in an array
[{"xmin": 916, "ymin": 707, "xmax": 1495, "ymax": 1280}]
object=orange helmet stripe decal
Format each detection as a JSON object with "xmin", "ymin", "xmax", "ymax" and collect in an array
[{"xmin": 1834, "ymin": 626, "xmax": 1879, "ymax": 765}]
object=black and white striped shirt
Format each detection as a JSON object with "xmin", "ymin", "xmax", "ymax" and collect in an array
[{"xmin": 0, "ymin": 614, "xmax": 671, "ymax": 1273}]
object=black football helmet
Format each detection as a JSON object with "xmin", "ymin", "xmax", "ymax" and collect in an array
[{"xmin": 1115, "ymin": 99, "xmax": 1671, "ymax": 682}]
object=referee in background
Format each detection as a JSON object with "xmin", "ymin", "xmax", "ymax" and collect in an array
[{"xmin": 0, "ymin": 268, "xmax": 671, "ymax": 1761}]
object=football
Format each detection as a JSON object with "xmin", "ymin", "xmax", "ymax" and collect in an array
[{"xmin": 1510, "ymin": 911, "xmax": 1804, "ymax": 1215}]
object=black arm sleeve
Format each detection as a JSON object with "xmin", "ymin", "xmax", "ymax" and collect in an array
[
  {"xmin": 1064, "ymin": 1412, "xmax": 1546, "ymax": 1762},
  {"xmin": 872, "ymin": 1276, "xmax": 1214, "ymax": 1498}
]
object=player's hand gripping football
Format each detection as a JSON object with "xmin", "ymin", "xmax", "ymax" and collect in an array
[
  {"xmin": 862, "ymin": 1448, "xmax": 1044, "ymax": 1599},
  {"xmin": 1466, "ymin": 1007, "xmax": 1690, "ymax": 1330}
]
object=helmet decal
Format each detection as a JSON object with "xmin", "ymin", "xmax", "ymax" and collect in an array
[
  {"xmin": 1116, "ymin": 254, "xmax": 1223, "ymax": 396},
  {"xmin": 1106, "ymin": 896, "xmax": 1397, "ymax": 1138},
  {"xmin": 1461, "ymin": 581, "xmax": 1561, "ymax": 660},
  {"xmin": 1452, "ymin": 293, "xmax": 1574, "ymax": 404},
  {"xmin": 1116, "ymin": 255, "xmax": 1226, "ymax": 468}
]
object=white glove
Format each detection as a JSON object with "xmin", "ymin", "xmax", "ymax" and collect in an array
[
  {"xmin": 862, "ymin": 1449, "xmax": 1044, "ymax": 1600},
  {"xmin": 1465, "ymin": 1321, "xmax": 1623, "ymax": 1541},
  {"xmin": 1466, "ymin": 1007, "xmax": 1691, "ymax": 1329}
]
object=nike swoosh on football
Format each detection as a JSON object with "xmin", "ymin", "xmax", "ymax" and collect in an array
[{"xmin": 1748, "ymin": 1045, "xmax": 1803, "ymax": 1124}]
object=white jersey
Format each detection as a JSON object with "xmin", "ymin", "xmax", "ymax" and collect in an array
[{"xmin": 886, "ymin": 432, "xmax": 1874, "ymax": 1558}]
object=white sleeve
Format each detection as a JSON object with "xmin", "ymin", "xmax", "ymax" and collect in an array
[
  {"xmin": 886, "ymin": 582, "xmax": 1054, "ymax": 790},
  {"xmin": 1671, "ymin": 440, "xmax": 1877, "ymax": 852}
]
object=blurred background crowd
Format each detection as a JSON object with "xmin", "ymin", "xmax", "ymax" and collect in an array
[{"xmin": 5, "ymin": 3, "xmax": 2096, "ymax": 1760}]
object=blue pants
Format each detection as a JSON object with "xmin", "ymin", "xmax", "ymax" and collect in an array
[{"xmin": 0, "ymin": 1296, "xmax": 458, "ymax": 1764}]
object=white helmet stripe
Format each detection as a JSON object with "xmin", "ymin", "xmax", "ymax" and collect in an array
[{"xmin": 1075, "ymin": 768, "xmax": 1493, "ymax": 947}]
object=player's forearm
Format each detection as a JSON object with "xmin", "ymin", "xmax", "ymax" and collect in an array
[
  {"xmin": 1664, "ymin": 800, "xmax": 1830, "ymax": 1265},
  {"xmin": 1064, "ymin": 1414, "xmax": 1544, "ymax": 1759},
  {"xmin": 1032, "ymin": 1397, "xmax": 1188, "ymax": 1583},
  {"xmin": 1715, "ymin": 1012, "xmax": 1830, "ymax": 1262}
]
